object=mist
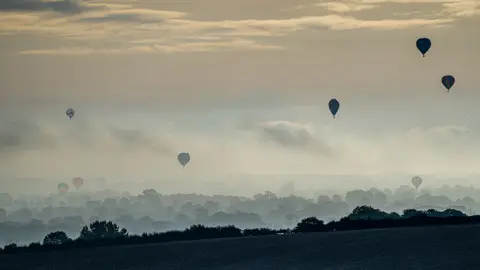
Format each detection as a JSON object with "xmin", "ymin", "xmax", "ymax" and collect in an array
[{"xmin": 1, "ymin": 101, "xmax": 480, "ymax": 197}]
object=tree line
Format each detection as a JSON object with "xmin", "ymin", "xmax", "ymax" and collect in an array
[{"xmin": 2, "ymin": 205, "xmax": 479, "ymax": 255}]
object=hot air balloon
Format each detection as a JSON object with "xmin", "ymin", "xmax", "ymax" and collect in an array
[
  {"xmin": 416, "ymin": 38, "xmax": 431, "ymax": 57},
  {"xmin": 328, "ymin": 99, "xmax": 340, "ymax": 118},
  {"xmin": 177, "ymin": 152, "xmax": 190, "ymax": 167},
  {"xmin": 57, "ymin": 183, "xmax": 69, "ymax": 193},
  {"xmin": 441, "ymin": 75, "xmax": 455, "ymax": 92},
  {"xmin": 66, "ymin": 108, "xmax": 75, "ymax": 120},
  {"xmin": 411, "ymin": 176, "xmax": 423, "ymax": 189},
  {"xmin": 72, "ymin": 177, "xmax": 84, "ymax": 190}
]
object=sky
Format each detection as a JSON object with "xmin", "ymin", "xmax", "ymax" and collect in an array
[{"xmin": 0, "ymin": 0, "xmax": 479, "ymax": 192}]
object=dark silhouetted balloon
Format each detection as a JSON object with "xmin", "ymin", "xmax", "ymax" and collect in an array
[
  {"xmin": 66, "ymin": 108, "xmax": 75, "ymax": 120},
  {"xmin": 411, "ymin": 176, "xmax": 423, "ymax": 189},
  {"xmin": 178, "ymin": 152, "xmax": 190, "ymax": 167},
  {"xmin": 328, "ymin": 99, "xmax": 340, "ymax": 118},
  {"xmin": 57, "ymin": 183, "xmax": 69, "ymax": 193},
  {"xmin": 72, "ymin": 177, "xmax": 84, "ymax": 190},
  {"xmin": 441, "ymin": 75, "xmax": 455, "ymax": 92},
  {"xmin": 416, "ymin": 38, "xmax": 431, "ymax": 57}
]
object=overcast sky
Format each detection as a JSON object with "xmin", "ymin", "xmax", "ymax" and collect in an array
[{"xmin": 0, "ymin": 0, "xmax": 479, "ymax": 190}]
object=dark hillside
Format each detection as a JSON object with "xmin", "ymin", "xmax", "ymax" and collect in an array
[{"xmin": 2, "ymin": 224, "xmax": 480, "ymax": 270}]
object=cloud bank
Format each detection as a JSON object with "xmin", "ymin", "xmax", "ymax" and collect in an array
[
  {"xmin": 1, "ymin": 115, "xmax": 478, "ymax": 184},
  {"xmin": 0, "ymin": 0, "xmax": 477, "ymax": 54},
  {"xmin": 0, "ymin": 0, "xmax": 91, "ymax": 14}
]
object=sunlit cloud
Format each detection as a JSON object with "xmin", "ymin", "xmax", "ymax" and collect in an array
[
  {"xmin": 18, "ymin": 39, "xmax": 284, "ymax": 55},
  {"xmin": 315, "ymin": 2, "xmax": 379, "ymax": 13},
  {"xmin": 0, "ymin": 0, "xmax": 470, "ymax": 55}
]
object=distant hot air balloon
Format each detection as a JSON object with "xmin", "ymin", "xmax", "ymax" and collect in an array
[
  {"xmin": 441, "ymin": 75, "xmax": 455, "ymax": 92},
  {"xmin": 177, "ymin": 152, "xmax": 190, "ymax": 167},
  {"xmin": 57, "ymin": 183, "xmax": 69, "ymax": 193},
  {"xmin": 411, "ymin": 176, "xmax": 423, "ymax": 189},
  {"xmin": 72, "ymin": 177, "xmax": 84, "ymax": 190},
  {"xmin": 66, "ymin": 108, "xmax": 75, "ymax": 120},
  {"xmin": 416, "ymin": 38, "xmax": 431, "ymax": 57},
  {"xmin": 328, "ymin": 99, "xmax": 340, "ymax": 118}
]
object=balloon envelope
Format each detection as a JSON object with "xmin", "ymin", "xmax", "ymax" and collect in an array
[
  {"xmin": 177, "ymin": 152, "xmax": 190, "ymax": 167},
  {"xmin": 57, "ymin": 183, "xmax": 69, "ymax": 193},
  {"xmin": 72, "ymin": 177, "xmax": 84, "ymax": 189},
  {"xmin": 328, "ymin": 99, "xmax": 340, "ymax": 118},
  {"xmin": 441, "ymin": 75, "xmax": 455, "ymax": 91},
  {"xmin": 416, "ymin": 38, "xmax": 431, "ymax": 57},
  {"xmin": 411, "ymin": 176, "xmax": 423, "ymax": 189},
  {"xmin": 66, "ymin": 108, "xmax": 75, "ymax": 119}
]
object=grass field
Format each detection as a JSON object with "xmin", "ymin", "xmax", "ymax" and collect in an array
[{"xmin": 2, "ymin": 224, "xmax": 480, "ymax": 270}]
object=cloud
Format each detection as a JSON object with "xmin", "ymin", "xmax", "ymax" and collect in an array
[
  {"xmin": 257, "ymin": 121, "xmax": 316, "ymax": 147},
  {"xmin": 315, "ymin": 2, "xmax": 379, "ymax": 13},
  {"xmin": 108, "ymin": 127, "xmax": 175, "ymax": 155},
  {"xmin": 18, "ymin": 39, "xmax": 284, "ymax": 55},
  {"xmin": 15, "ymin": 14, "xmax": 453, "ymax": 55},
  {"xmin": 353, "ymin": 0, "xmax": 479, "ymax": 18},
  {"xmin": 0, "ymin": 121, "xmax": 57, "ymax": 155},
  {"xmin": 0, "ymin": 0, "xmax": 465, "ymax": 55},
  {"xmin": 0, "ymin": 0, "xmax": 91, "ymax": 14},
  {"xmin": 18, "ymin": 46, "xmax": 157, "ymax": 55},
  {"xmin": 441, "ymin": 1, "xmax": 479, "ymax": 17},
  {"xmin": 242, "ymin": 120, "xmax": 335, "ymax": 157},
  {"xmin": 287, "ymin": 0, "xmax": 478, "ymax": 19},
  {"xmin": 405, "ymin": 126, "xmax": 470, "ymax": 144},
  {"xmin": 76, "ymin": 8, "xmax": 186, "ymax": 23},
  {"xmin": 0, "ymin": 119, "xmax": 178, "ymax": 157},
  {"xmin": 355, "ymin": 0, "xmax": 460, "ymax": 4},
  {"xmin": 166, "ymin": 15, "xmax": 453, "ymax": 33}
]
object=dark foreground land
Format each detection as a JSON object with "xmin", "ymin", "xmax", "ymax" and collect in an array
[{"xmin": 2, "ymin": 224, "xmax": 480, "ymax": 270}]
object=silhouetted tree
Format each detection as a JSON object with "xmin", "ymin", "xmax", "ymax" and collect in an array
[
  {"xmin": 443, "ymin": 208, "xmax": 467, "ymax": 217},
  {"xmin": 425, "ymin": 208, "xmax": 466, "ymax": 218},
  {"xmin": 293, "ymin": 217, "xmax": 326, "ymax": 233},
  {"xmin": 3, "ymin": 243, "xmax": 17, "ymax": 252},
  {"xmin": 43, "ymin": 231, "xmax": 70, "ymax": 245},
  {"xmin": 332, "ymin": 194, "xmax": 343, "ymax": 203},
  {"xmin": 316, "ymin": 195, "xmax": 332, "ymax": 204},
  {"xmin": 402, "ymin": 209, "xmax": 427, "ymax": 218},
  {"xmin": 141, "ymin": 189, "xmax": 162, "ymax": 206},
  {"xmin": 28, "ymin": 242, "xmax": 41, "ymax": 249},
  {"xmin": 118, "ymin": 197, "xmax": 131, "ymax": 208},
  {"xmin": 142, "ymin": 189, "xmax": 158, "ymax": 196},
  {"xmin": 253, "ymin": 191, "xmax": 277, "ymax": 201},
  {"xmin": 370, "ymin": 189, "xmax": 387, "ymax": 208},
  {"xmin": 348, "ymin": 206, "xmax": 392, "ymax": 220},
  {"xmin": 79, "ymin": 221, "xmax": 127, "ymax": 241}
]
